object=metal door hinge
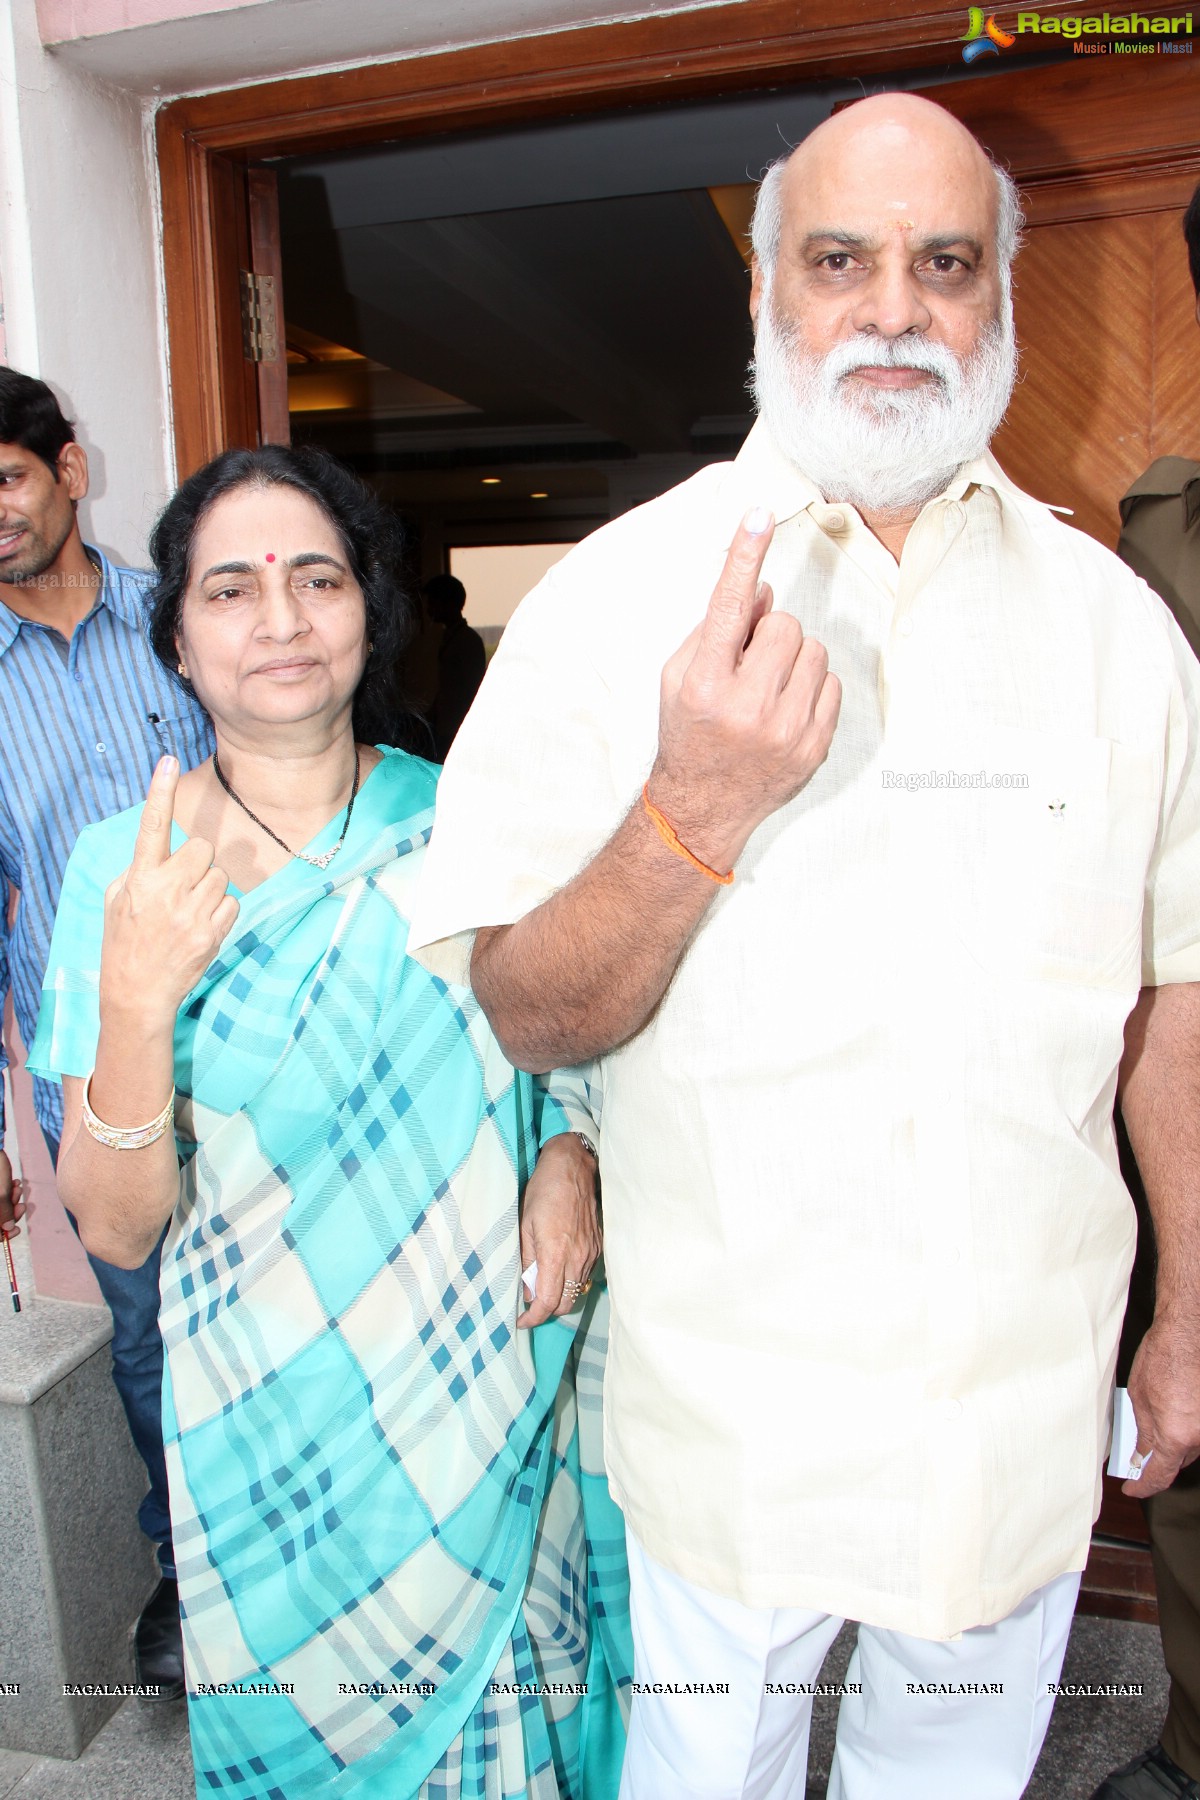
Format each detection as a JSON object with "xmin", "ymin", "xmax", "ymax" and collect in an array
[{"xmin": 239, "ymin": 270, "xmax": 279, "ymax": 363}]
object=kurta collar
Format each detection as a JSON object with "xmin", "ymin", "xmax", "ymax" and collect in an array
[{"xmin": 729, "ymin": 420, "xmax": 1068, "ymax": 533}]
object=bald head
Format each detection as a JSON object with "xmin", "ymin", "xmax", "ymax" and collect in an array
[
  {"xmin": 792, "ymin": 94, "xmax": 996, "ymax": 200},
  {"xmin": 752, "ymin": 95, "xmax": 1021, "ymax": 307}
]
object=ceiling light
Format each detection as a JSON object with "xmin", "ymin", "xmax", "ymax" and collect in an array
[
  {"xmin": 481, "ymin": 476, "xmax": 501, "ymax": 486},
  {"xmin": 530, "ymin": 491, "xmax": 548, "ymax": 499}
]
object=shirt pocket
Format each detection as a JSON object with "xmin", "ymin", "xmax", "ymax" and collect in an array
[
  {"xmin": 143, "ymin": 711, "xmax": 192, "ymax": 759},
  {"xmin": 933, "ymin": 727, "xmax": 1159, "ymax": 988}
]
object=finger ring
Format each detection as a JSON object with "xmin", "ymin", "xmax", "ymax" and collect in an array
[{"xmin": 562, "ymin": 1279, "xmax": 592, "ymax": 1301}]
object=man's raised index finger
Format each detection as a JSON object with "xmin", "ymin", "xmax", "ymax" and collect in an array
[
  {"xmin": 131, "ymin": 756, "xmax": 180, "ymax": 870},
  {"xmin": 694, "ymin": 508, "xmax": 775, "ymax": 670}
]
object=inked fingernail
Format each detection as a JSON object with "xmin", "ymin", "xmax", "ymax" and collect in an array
[
  {"xmin": 157, "ymin": 755, "xmax": 179, "ymax": 775},
  {"xmin": 744, "ymin": 507, "xmax": 773, "ymax": 535}
]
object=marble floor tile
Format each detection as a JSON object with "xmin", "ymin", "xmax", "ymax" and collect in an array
[
  {"xmin": 7, "ymin": 1695, "xmax": 191, "ymax": 1800},
  {"xmin": 0, "ymin": 1751, "xmax": 35, "ymax": 1800}
]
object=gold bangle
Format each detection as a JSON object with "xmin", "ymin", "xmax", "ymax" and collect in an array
[{"xmin": 82, "ymin": 1073, "xmax": 175, "ymax": 1151}]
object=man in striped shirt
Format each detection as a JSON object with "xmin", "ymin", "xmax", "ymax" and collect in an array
[{"xmin": 0, "ymin": 367, "xmax": 212, "ymax": 1698}]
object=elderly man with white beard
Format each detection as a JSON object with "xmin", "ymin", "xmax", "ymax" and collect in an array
[{"xmin": 408, "ymin": 94, "xmax": 1200, "ymax": 1800}]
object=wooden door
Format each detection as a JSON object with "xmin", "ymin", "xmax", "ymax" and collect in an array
[
  {"xmin": 246, "ymin": 167, "xmax": 290, "ymax": 449},
  {"xmin": 923, "ymin": 61, "xmax": 1200, "ymax": 549},
  {"xmin": 156, "ymin": 139, "xmax": 290, "ymax": 476},
  {"xmin": 159, "ymin": 1, "xmax": 1137, "ymax": 480},
  {"xmin": 997, "ymin": 209, "xmax": 1197, "ymax": 547}
]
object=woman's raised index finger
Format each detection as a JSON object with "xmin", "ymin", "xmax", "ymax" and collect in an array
[
  {"xmin": 131, "ymin": 756, "xmax": 180, "ymax": 869},
  {"xmin": 693, "ymin": 509, "xmax": 775, "ymax": 670}
]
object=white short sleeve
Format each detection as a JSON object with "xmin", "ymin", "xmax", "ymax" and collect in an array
[{"xmin": 407, "ymin": 562, "xmax": 628, "ymax": 986}]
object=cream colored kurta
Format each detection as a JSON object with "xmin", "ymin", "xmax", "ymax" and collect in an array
[{"xmin": 407, "ymin": 421, "xmax": 1200, "ymax": 1640}]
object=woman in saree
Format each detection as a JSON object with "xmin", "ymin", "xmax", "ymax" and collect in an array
[{"xmin": 28, "ymin": 446, "xmax": 630, "ymax": 1799}]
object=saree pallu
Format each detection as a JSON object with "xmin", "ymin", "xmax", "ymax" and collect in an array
[{"xmin": 31, "ymin": 751, "xmax": 629, "ymax": 1800}]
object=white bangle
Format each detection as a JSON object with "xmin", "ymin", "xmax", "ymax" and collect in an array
[{"xmin": 82, "ymin": 1073, "xmax": 175, "ymax": 1151}]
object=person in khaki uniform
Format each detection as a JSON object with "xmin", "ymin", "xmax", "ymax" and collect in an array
[
  {"xmin": 1118, "ymin": 458, "xmax": 1200, "ymax": 657},
  {"xmin": 1094, "ymin": 178, "xmax": 1200, "ymax": 1800}
]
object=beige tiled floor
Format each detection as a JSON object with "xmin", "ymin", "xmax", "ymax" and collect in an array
[{"xmin": 0, "ymin": 1698, "xmax": 191, "ymax": 1800}]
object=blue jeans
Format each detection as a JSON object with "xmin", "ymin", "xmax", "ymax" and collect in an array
[{"xmin": 44, "ymin": 1131, "xmax": 175, "ymax": 1578}]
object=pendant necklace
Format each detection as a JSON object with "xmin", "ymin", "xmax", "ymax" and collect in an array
[{"xmin": 212, "ymin": 748, "xmax": 360, "ymax": 871}]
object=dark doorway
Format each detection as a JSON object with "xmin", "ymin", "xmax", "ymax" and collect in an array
[{"xmin": 271, "ymin": 85, "xmax": 848, "ymax": 572}]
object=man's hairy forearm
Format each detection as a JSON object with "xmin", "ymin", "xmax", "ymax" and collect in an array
[
  {"xmin": 1120, "ymin": 982, "xmax": 1200, "ymax": 1324},
  {"xmin": 471, "ymin": 510, "xmax": 839, "ymax": 1069},
  {"xmin": 471, "ymin": 796, "xmax": 724, "ymax": 1070}
]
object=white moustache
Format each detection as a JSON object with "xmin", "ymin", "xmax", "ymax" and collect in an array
[
  {"xmin": 750, "ymin": 302, "xmax": 1018, "ymax": 513},
  {"xmin": 823, "ymin": 335, "xmax": 959, "ymax": 386}
]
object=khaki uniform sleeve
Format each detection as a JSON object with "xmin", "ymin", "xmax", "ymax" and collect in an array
[
  {"xmin": 1117, "ymin": 461, "xmax": 1200, "ymax": 659},
  {"xmin": 1142, "ymin": 597, "xmax": 1200, "ymax": 986}
]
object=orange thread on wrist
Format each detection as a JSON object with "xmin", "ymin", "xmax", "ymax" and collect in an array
[{"xmin": 642, "ymin": 785, "xmax": 734, "ymax": 886}]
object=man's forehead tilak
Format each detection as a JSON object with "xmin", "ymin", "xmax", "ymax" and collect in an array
[
  {"xmin": 783, "ymin": 179, "xmax": 994, "ymax": 239},
  {"xmin": 780, "ymin": 139, "xmax": 998, "ymax": 236}
]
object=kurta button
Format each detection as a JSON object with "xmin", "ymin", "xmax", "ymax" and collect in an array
[
  {"xmin": 941, "ymin": 1398, "xmax": 963, "ymax": 1421},
  {"xmin": 898, "ymin": 618, "xmax": 914, "ymax": 638},
  {"xmin": 824, "ymin": 510, "xmax": 847, "ymax": 534}
]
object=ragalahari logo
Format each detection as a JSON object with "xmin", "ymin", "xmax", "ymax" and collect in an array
[{"xmin": 961, "ymin": 6, "xmax": 1018, "ymax": 55}]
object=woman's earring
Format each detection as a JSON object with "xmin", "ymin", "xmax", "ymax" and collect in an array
[{"xmin": 177, "ymin": 662, "xmax": 188, "ymax": 678}]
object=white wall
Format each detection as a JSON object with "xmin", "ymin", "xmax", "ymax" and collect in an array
[
  {"xmin": 0, "ymin": 0, "xmax": 718, "ymax": 569},
  {"xmin": 0, "ymin": 0, "xmax": 171, "ymax": 565},
  {"xmin": 45, "ymin": 0, "xmax": 727, "ymax": 97}
]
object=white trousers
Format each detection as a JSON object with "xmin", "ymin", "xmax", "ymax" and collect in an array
[{"xmin": 619, "ymin": 1535, "xmax": 1081, "ymax": 1800}]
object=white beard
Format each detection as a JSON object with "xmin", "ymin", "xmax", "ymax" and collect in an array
[{"xmin": 749, "ymin": 294, "xmax": 1019, "ymax": 515}]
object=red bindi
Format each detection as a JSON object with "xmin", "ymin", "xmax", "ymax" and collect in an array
[{"xmin": 265, "ymin": 552, "xmax": 276, "ymax": 563}]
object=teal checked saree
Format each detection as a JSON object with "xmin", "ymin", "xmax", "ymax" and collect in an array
[{"xmin": 31, "ymin": 749, "xmax": 630, "ymax": 1799}]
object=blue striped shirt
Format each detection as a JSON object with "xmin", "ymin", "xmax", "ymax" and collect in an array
[{"xmin": 0, "ymin": 547, "xmax": 213, "ymax": 1143}]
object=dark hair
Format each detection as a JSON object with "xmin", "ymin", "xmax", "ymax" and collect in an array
[
  {"xmin": 424, "ymin": 573, "xmax": 467, "ymax": 613},
  {"xmin": 1185, "ymin": 180, "xmax": 1200, "ymax": 298},
  {"xmin": 0, "ymin": 368, "xmax": 76, "ymax": 475},
  {"xmin": 148, "ymin": 444, "xmax": 419, "ymax": 745}
]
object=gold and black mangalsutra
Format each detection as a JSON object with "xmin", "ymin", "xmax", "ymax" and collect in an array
[{"xmin": 212, "ymin": 748, "xmax": 361, "ymax": 871}]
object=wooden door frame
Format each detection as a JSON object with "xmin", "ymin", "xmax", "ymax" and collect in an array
[{"xmin": 156, "ymin": 2, "xmax": 1200, "ymax": 476}]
